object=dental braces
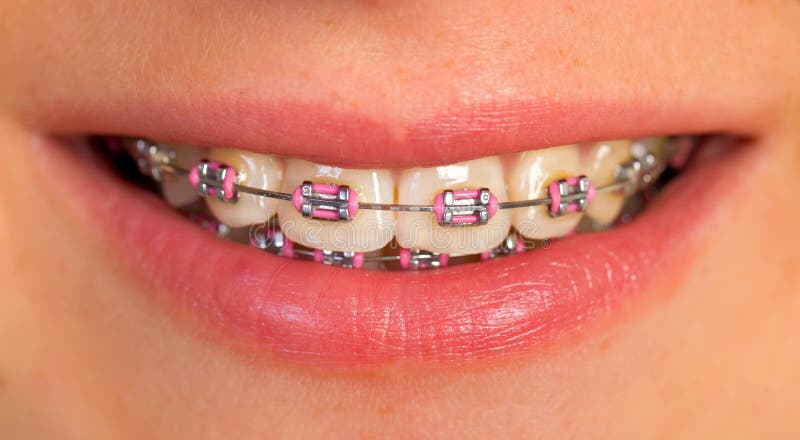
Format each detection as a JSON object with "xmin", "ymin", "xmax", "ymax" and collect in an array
[
  {"xmin": 129, "ymin": 138, "xmax": 665, "ymax": 221},
  {"xmin": 246, "ymin": 223, "xmax": 541, "ymax": 269},
  {"xmin": 116, "ymin": 137, "xmax": 675, "ymax": 270}
]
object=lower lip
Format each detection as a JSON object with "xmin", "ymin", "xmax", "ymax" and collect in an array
[{"xmin": 37, "ymin": 136, "xmax": 742, "ymax": 367}]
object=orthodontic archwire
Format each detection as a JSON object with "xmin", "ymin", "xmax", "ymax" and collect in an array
[{"xmin": 114, "ymin": 137, "xmax": 676, "ymax": 269}]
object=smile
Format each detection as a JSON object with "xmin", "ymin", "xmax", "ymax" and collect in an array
[
  {"xmin": 35, "ymin": 97, "xmax": 751, "ymax": 367},
  {"xmin": 106, "ymin": 136, "xmax": 691, "ymax": 270}
]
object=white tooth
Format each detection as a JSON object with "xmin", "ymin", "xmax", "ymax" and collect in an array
[
  {"xmin": 633, "ymin": 136, "xmax": 669, "ymax": 160},
  {"xmin": 206, "ymin": 149, "xmax": 284, "ymax": 228},
  {"xmin": 277, "ymin": 159, "xmax": 395, "ymax": 253},
  {"xmin": 160, "ymin": 143, "xmax": 207, "ymax": 208},
  {"xmin": 121, "ymin": 139, "xmax": 207, "ymax": 207},
  {"xmin": 396, "ymin": 157, "xmax": 510, "ymax": 254},
  {"xmin": 582, "ymin": 140, "xmax": 632, "ymax": 225},
  {"xmin": 507, "ymin": 144, "xmax": 583, "ymax": 239}
]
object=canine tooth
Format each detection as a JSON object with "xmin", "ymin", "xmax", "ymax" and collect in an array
[
  {"xmin": 277, "ymin": 159, "xmax": 395, "ymax": 253},
  {"xmin": 507, "ymin": 145, "xmax": 583, "ymax": 239},
  {"xmin": 396, "ymin": 157, "xmax": 510, "ymax": 254},
  {"xmin": 161, "ymin": 143, "xmax": 207, "ymax": 207},
  {"xmin": 206, "ymin": 149, "xmax": 284, "ymax": 228},
  {"xmin": 582, "ymin": 140, "xmax": 632, "ymax": 225}
]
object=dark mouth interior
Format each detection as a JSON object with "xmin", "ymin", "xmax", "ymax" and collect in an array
[{"xmin": 90, "ymin": 135, "xmax": 709, "ymax": 270}]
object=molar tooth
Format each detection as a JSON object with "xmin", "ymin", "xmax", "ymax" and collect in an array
[
  {"xmin": 507, "ymin": 145, "xmax": 583, "ymax": 239},
  {"xmin": 206, "ymin": 148, "xmax": 285, "ymax": 228},
  {"xmin": 582, "ymin": 140, "xmax": 632, "ymax": 225},
  {"xmin": 160, "ymin": 143, "xmax": 207, "ymax": 208},
  {"xmin": 633, "ymin": 136, "xmax": 669, "ymax": 160},
  {"xmin": 277, "ymin": 159, "xmax": 395, "ymax": 253},
  {"xmin": 632, "ymin": 137, "xmax": 671, "ymax": 183},
  {"xmin": 122, "ymin": 139, "xmax": 208, "ymax": 207},
  {"xmin": 396, "ymin": 157, "xmax": 510, "ymax": 254}
]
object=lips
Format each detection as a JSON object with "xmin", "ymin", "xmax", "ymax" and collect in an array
[{"xmin": 30, "ymin": 110, "xmax": 749, "ymax": 368}]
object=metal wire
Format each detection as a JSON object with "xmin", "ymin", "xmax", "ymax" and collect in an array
[{"xmin": 169, "ymin": 165, "xmax": 632, "ymax": 212}]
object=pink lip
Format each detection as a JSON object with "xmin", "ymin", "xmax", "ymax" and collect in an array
[
  {"xmin": 31, "ymin": 93, "xmax": 759, "ymax": 168},
  {"xmin": 35, "ymin": 130, "xmax": 745, "ymax": 367}
]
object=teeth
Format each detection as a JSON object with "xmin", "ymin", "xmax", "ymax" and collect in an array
[
  {"xmin": 206, "ymin": 148, "xmax": 285, "ymax": 228},
  {"xmin": 277, "ymin": 159, "xmax": 395, "ymax": 252},
  {"xmin": 396, "ymin": 157, "xmax": 510, "ymax": 254},
  {"xmin": 122, "ymin": 132, "xmax": 667, "ymax": 258},
  {"xmin": 507, "ymin": 145, "xmax": 583, "ymax": 239},
  {"xmin": 633, "ymin": 137, "xmax": 672, "ymax": 182},
  {"xmin": 633, "ymin": 136, "xmax": 670, "ymax": 160},
  {"xmin": 581, "ymin": 140, "xmax": 632, "ymax": 225},
  {"xmin": 160, "ymin": 143, "xmax": 207, "ymax": 207},
  {"xmin": 121, "ymin": 139, "xmax": 207, "ymax": 207}
]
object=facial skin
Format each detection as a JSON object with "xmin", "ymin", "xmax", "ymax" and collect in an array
[{"xmin": 1, "ymin": 1, "xmax": 799, "ymax": 438}]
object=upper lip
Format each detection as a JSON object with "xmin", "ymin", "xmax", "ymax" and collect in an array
[{"xmin": 27, "ymin": 92, "xmax": 761, "ymax": 168}]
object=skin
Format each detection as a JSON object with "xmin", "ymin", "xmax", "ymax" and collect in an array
[{"xmin": 1, "ymin": 0, "xmax": 799, "ymax": 438}]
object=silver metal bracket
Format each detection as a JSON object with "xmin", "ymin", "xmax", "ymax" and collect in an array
[{"xmin": 134, "ymin": 139, "xmax": 175, "ymax": 181}]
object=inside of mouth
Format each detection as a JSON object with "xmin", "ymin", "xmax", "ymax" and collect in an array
[{"xmin": 94, "ymin": 135, "xmax": 699, "ymax": 270}]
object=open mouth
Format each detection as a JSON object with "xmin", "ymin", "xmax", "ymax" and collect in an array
[
  {"xmin": 32, "ymin": 111, "xmax": 750, "ymax": 368},
  {"xmin": 103, "ymin": 136, "xmax": 691, "ymax": 269}
]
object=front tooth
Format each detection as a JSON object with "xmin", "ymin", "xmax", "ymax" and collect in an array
[
  {"xmin": 161, "ymin": 143, "xmax": 207, "ymax": 208},
  {"xmin": 507, "ymin": 145, "xmax": 583, "ymax": 239},
  {"xmin": 396, "ymin": 157, "xmax": 510, "ymax": 254},
  {"xmin": 206, "ymin": 148, "xmax": 285, "ymax": 228},
  {"xmin": 277, "ymin": 159, "xmax": 395, "ymax": 253},
  {"xmin": 582, "ymin": 140, "xmax": 632, "ymax": 225}
]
